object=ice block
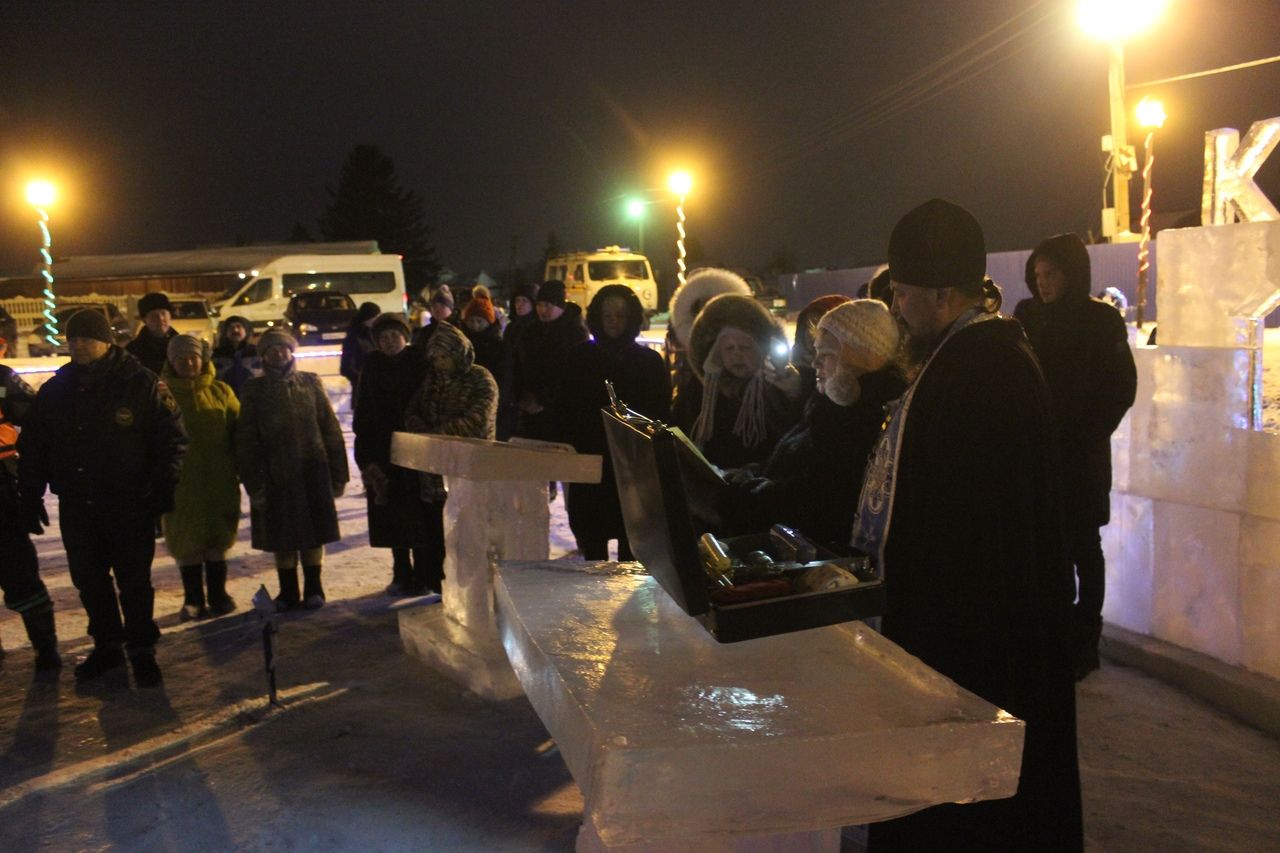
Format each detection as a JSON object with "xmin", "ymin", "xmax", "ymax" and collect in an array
[
  {"xmin": 392, "ymin": 433, "xmax": 601, "ymax": 699},
  {"xmin": 495, "ymin": 561, "xmax": 1024, "ymax": 850}
]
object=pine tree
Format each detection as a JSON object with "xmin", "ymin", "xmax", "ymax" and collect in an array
[{"xmin": 319, "ymin": 145, "xmax": 439, "ymax": 292}]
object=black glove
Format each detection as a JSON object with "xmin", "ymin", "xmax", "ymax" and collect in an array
[{"xmin": 22, "ymin": 498, "xmax": 49, "ymax": 535}]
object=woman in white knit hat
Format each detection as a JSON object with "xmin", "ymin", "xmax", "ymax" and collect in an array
[{"xmin": 721, "ymin": 298, "xmax": 907, "ymax": 552}]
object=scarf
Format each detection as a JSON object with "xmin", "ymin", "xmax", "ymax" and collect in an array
[
  {"xmin": 691, "ymin": 327, "xmax": 770, "ymax": 451},
  {"xmin": 850, "ymin": 307, "xmax": 997, "ymax": 570}
]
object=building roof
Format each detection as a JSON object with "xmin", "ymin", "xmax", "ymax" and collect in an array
[{"xmin": 29, "ymin": 241, "xmax": 381, "ymax": 280}]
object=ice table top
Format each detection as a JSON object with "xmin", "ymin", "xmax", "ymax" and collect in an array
[
  {"xmin": 391, "ymin": 432, "xmax": 601, "ymax": 482},
  {"xmin": 495, "ymin": 561, "xmax": 1025, "ymax": 847}
]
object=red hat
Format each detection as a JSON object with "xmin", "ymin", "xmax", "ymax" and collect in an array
[{"xmin": 463, "ymin": 285, "xmax": 496, "ymax": 325}]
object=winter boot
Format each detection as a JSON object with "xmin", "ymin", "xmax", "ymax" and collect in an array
[
  {"xmin": 301, "ymin": 565, "xmax": 325, "ymax": 610},
  {"xmin": 179, "ymin": 564, "xmax": 209, "ymax": 621},
  {"xmin": 129, "ymin": 649, "xmax": 163, "ymax": 688},
  {"xmin": 22, "ymin": 607, "xmax": 62, "ymax": 672},
  {"xmin": 205, "ymin": 561, "xmax": 236, "ymax": 615},
  {"xmin": 387, "ymin": 549, "xmax": 412, "ymax": 596},
  {"xmin": 274, "ymin": 566, "xmax": 301, "ymax": 612},
  {"xmin": 74, "ymin": 646, "xmax": 126, "ymax": 682}
]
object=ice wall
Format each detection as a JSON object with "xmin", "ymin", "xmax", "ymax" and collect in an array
[{"xmin": 1104, "ymin": 221, "xmax": 1280, "ymax": 678}]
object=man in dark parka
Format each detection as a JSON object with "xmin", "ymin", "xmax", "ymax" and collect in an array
[
  {"xmin": 853, "ymin": 199, "xmax": 1082, "ymax": 851},
  {"xmin": 1017, "ymin": 233, "xmax": 1137, "ymax": 679},
  {"xmin": 513, "ymin": 280, "xmax": 588, "ymax": 442},
  {"xmin": 126, "ymin": 292, "xmax": 180, "ymax": 376},
  {"xmin": 19, "ymin": 309, "xmax": 188, "ymax": 687}
]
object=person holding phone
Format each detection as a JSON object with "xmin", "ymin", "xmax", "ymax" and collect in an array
[{"xmin": 671, "ymin": 288, "xmax": 802, "ymax": 469}]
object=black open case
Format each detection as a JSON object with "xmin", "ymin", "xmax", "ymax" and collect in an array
[{"xmin": 603, "ymin": 405, "xmax": 886, "ymax": 643}]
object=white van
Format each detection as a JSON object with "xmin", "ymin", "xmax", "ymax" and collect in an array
[
  {"xmin": 543, "ymin": 246, "xmax": 659, "ymax": 316},
  {"xmin": 214, "ymin": 254, "xmax": 406, "ymax": 332}
]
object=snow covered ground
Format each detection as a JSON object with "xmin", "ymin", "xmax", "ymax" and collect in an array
[{"xmin": 0, "ymin": 369, "xmax": 1277, "ymax": 851}]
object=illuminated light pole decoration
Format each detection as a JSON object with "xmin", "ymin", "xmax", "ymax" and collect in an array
[
  {"xmin": 625, "ymin": 197, "xmax": 647, "ymax": 253},
  {"xmin": 25, "ymin": 181, "xmax": 59, "ymax": 346},
  {"xmin": 667, "ymin": 170, "xmax": 693, "ymax": 287},
  {"xmin": 1134, "ymin": 97, "xmax": 1165, "ymax": 328},
  {"xmin": 1077, "ymin": 0, "xmax": 1167, "ymax": 241}
]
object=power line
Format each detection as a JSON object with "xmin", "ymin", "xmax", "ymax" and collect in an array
[
  {"xmin": 744, "ymin": 1, "xmax": 1056, "ymax": 180},
  {"xmin": 1127, "ymin": 53, "xmax": 1280, "ymax": 89}
]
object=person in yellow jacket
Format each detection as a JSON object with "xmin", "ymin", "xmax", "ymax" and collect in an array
[{"xmin": 161, "ymin": 335, "xmax": 241, "ymax": 619}]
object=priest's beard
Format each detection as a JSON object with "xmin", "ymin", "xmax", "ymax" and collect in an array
[{"xmin": 822, "ymin": 363, "xmax": 863, "ymax": 407}]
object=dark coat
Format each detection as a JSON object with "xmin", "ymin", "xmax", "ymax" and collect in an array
[
  {"xmin": 668, "ymin": 379, "xmax": 795, "ymax": 469},
  {"xmin": 464, "ymin": 322, "xmax": 513, "ymax": 439},
  {"xmin": 868, "ymin": 317, "xmax": 1082, "ymax": 850},
  {"xmin": 513, "ymin": 303, "xmax": 588, "ymax": 440},
  {"xmin": 352, "ymin": 344, "xmax": 436, "ymax": 548},
  {"xmin": 18, "ymin": 347, "xmax": 189, "ymax": 514},
  {"xmin": 211, "ymin": 333, "xmax": 259, "ymax": 397},
  {"xmin": 725, "ymin": 368, "xmax": 906, "ymax": 553},
  {"xmin": 497, "ymin": 312, "xmax": 536, "ymax": 439},
  {"xmin": 126, "ymin": 327, "xmax": 179, "ymax": 376},
  {"xmin": 237, "ymin": 364, "xmax": 348, "ymax": 552},
  {"xmin": 556, "ymin": 285, "xmax": 671, "ymax": 550},
  {"xmin": 339, "ymin": 323, "xmax": 376, "ymax": 389},
  {"xmin": 1019, "ymin": 233, "xmax": 1138, "ymax": 527}
]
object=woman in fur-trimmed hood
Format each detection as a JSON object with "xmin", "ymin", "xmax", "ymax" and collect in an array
[
  {"xmin": 665, "ymin": 268, "xmax": 752, "ymax": 418},
  {"xmin": 402, "ymin": 323, "xmax": 499, "ymax": 593},
  {"xmin": 671, "ymin": 292, "xmax": 799, "ymax": 468}
]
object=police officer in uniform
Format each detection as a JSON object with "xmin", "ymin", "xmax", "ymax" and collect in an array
[
  {"xmin": 18, "ymin": 309, "xmax": 188, "ymax": 686},
  {"xmin": 0, "ymin": 333, "xmax": 61, "ymax": 672}
]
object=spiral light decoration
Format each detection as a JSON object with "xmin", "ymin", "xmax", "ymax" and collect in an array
[
  {"xmin": 35, "ymin": 206, "xmax": 57, "ymax": 346},
  {"xmin": 1134, "ymin": 97, "xmax": 1165, "ymax": 328}
]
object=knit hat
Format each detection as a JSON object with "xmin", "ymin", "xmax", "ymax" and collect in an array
[
  {"xmin": 793, "ymin": 294, "xmax": 852, "ymax": 366},
  {"xmin": 537, "ymin": 280, "xmax": 566, "ymax": 308},
  {"xmin": 166, "ymin": 333, "xmax": 208, "ymax": 366},
  {"xmin": 137, "ymin": 292, "xmax": 174, "ymax": 317},
  {"xmin": 817, "ymin": 299, "xmax": 901, "ymax": 372},
  {"xmin": 511, "ymin": 282, "xmax": 539, "ymax": 313},
  {"xmin": 371, "ymin": 312, "xmax": 411, "ymax": 340},
  {"xmin": 668, "ymin": 268, "xmax": 752, "ymax": 348},
  {"xmin": 430, "ymin": 284, "xmax": 455, "ymax": 309},
  {"xmin": 257, "ymin": 329, "xmax": 297, "ymax": 354},
  {"xmin": 888, "ymin": 198, "xmax": 986, "ymax": 293},
  {"xmin": 64, "ymin": 308, "xmax": 113, "ymax": 344},
  {"xmin": 463, "ymin": 284, "xmax": 496, "ymax": 325}
]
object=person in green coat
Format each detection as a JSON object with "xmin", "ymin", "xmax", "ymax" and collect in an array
[{"xmin": 162, "ymin": 335, "xmax": 241, "ymax": 619}]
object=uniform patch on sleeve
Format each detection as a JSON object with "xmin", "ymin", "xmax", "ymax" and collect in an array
[{"xmin": 114, "ymin": 406, "xmax": 135, "ymax": 427}]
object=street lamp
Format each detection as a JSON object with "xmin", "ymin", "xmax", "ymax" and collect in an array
[
  {"xmin": 1077, "ymin": 0, "xmax": 1167, "ymax": 241},
  {"xmin": 1135, "ymin": 96, "xmax": 1166, "ymax": 328},
  {"xmin": 624, "ymin": 197, "xmax": 647, "ymax": 253},
  {"xmin": 25, "ymin": 180, "xmax": 59, "ymax": 346},
  {"xmin": 667, "ymin": 170, "xmax": 693, "ymax": 287}
]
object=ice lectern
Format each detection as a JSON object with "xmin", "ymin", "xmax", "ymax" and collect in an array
[{"xmin": 390, "ymin": 432, "xmax": 601, "ymax": 699}]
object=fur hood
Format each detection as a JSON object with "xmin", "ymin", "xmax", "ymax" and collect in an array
[
  {"xmin": 687, "ymin": 293, "xmax": 785, "ymax": 381},
  {"xmin": 668, "ymin": 268, "xmax": 751, "ymax": 347},
  {"xmin": 425, "ymin": 321, "xmax": 475, "ymax": 374}
]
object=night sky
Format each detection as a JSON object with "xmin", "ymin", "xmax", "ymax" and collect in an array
[{"xmin": 2, "ymin": 0, "xmax": 1278, "ymax": 280}]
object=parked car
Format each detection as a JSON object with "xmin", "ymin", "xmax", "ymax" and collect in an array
[
  {"xmin": 0, "ymin": 305, "xmax": 17, "ymax": 353},
  {"xmin": 27, "ymin": 303, "xmax": 133, "ymax": 357},
  {"xmin": 163, "ymin": 297, "xmax": 220, "ymax": 344},
  {"xmin": 283, "ymin": 292, "xmax": 356, "ymax": 345}
]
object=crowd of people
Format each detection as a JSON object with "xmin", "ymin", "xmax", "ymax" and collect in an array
[{"xmin": 0, "ymin": 197, "xmax": 1138, "ymax": 850}]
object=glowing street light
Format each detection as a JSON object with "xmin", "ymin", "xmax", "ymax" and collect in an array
[
  {"xmin": 1078, "ymin": 0, "xmax": 1167, "ymax": 241},
  {"xmin": 25, "ymin": 180, "xmax": 59, "ymax": 346},
  {"xmin": 1135, "ymin": 96, "xmax": 1166, "ymax": 328},
  {"xmin": 667, "ymin": 171, "xmax": 693, "ymax": 287},
  {"xmin": 624, "ymin": 197, "xmax": 647, "ymax": 252}
]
